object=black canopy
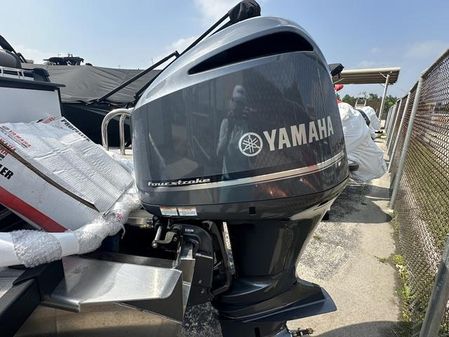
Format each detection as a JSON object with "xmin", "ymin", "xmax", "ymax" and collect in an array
[{"xmin": 22, "ymin": 63, "xmax": 160, "ymax": 104}]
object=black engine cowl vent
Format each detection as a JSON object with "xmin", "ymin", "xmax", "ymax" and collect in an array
[{"xmin": 189, "ymin": 31, "xmax": 313, "ymax": 74}]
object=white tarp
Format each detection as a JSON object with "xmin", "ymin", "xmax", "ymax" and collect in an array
[
  {"xmin": 338, "ymin": 102, "xmax": 386, "ymax": 182},
  {"xmin": 360, "ymin": 106, "xmax": 381, "ymax": 131}
]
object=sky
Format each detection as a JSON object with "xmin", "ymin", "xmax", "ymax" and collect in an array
[{"xmin": 1, "ymin": 0, "xmax": 448, "ymax": 97}]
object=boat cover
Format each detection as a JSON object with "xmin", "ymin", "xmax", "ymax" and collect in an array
[
  {"xmin": 338, "ymin": 102, "xmax": 386, "ymax": 182},
  {"xmin": 22, "ymin": 63, "xmax": 160, "ymax": 104},
  {"xmin": 360, "ymin": 105, "xmax": 381, "ymax": 131}
]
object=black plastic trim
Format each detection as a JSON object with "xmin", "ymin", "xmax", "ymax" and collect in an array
[
  {"xmin": 0, "ymin": 76, "xmax": 64, "ymax": 91},
  {"xmin": 0, "ymin": 279, "xmax": 40, "ymax": 337},
  {"xmin": 0, "ymin": 261, "xmax": 64, "ymax": 337},
  {"xmin": 355, "ymin": 108, "xmax": 371, "ymax": 126},
  {"xmin": 189, "ymin": 31, "xmax": 313, "ymax": 74}
]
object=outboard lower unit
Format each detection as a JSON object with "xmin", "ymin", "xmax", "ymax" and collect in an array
[{"xmin": 133, "ymin": 15, "xmax": 349, "ymax": 337}]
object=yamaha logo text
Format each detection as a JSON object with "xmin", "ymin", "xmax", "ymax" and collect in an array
[{"xmin": 239, "ymin": 116, "xmax": 334, "ymax": 157}]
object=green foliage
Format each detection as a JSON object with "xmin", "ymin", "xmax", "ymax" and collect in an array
[
  {"xmin": 390, "ymin": 216, "xmax": 413, "ymax": 334},
  {"xmin": 341, "ymin": 93, "xmax": 398, "ymax": 116},
  {"xmin": 384, "ymin": 94, "xmax": 397, "ymax": 113},
  {"xmin": 375, "ymin": 256, "xmax": 389, "ymax": 264},
  {"xmin": 341, "ymin": 94, "xmax": 356, "ymax": 106},
  {"xmin": 393, "ymin": 253, "xmax": 413, "ymax": 322}
]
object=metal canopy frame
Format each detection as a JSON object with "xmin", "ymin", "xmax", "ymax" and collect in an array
[{"xmin": 333, "ymin": 67, "xmax": 400, "ymax": 118}]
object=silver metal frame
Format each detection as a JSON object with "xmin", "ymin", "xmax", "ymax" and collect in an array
[
  {"xmin": 386, "ymin": 98, "xmax": 403, "ymax": 149},
  {"xmin": 101, "ymin": 108, "xmax": 132, "ymax": 155},
  {"xmin": 378, "ymin": 73, "xmax": 391, "ymax": 119},
  {"xmin": 386, "ymin": 100, "xmax": 399, "ymax": 135},
  {"xmin": 390, "ymin": 76, "xmax": 423, "ymax": 207},
  {"xmin": 15, "ymin": 247, "xmax": 196, "ymax": 337},
  {"xmin": 419, "ymin": 235, "xmax": 449, "ymax": 337},
  {"xmin": 384, "ymin": 102, "xmax": 396, "ymax": 133},
  {"xmin": 388, "ymin": 93, "xmax": 411, "ymax": 171}
]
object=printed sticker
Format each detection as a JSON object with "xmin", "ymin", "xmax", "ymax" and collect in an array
[
  {"xmin": 177, "ymin": 207, "xmax": 198, "ymax": 217},
  {"xmin": 160, "ymin": 207, "xmax": 178, "ymax": 216}
]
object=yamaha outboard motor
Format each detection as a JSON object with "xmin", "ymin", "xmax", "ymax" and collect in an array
[{"xmin": 132, "ymin": 3, "xmax": 349, "ymax": 336}]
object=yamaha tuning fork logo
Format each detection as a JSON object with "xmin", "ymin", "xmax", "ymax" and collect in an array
[
  {"xmin": 238, "ymin": 116, "xmax": 335, "ymax": 157},
  {"xmin": 238, "ymin": 132, "xmax": 263, "ymax": 157}
]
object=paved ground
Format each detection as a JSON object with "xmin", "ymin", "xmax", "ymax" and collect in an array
[
  {"xmin": 289, "ymin": 140, "xmax": 401, "ymax": 336},
  {"xmin": 181, "ymin": 139, "xmax": 401, "ymax": 337}
]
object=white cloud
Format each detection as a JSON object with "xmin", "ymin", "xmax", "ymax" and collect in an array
[
  {"xmin": 192, "ymin": 0, "xmax": 268, "ymax": 26},
  {"xmin": 152, "ymin": 0, "xmax": 267, "ymax": 67},
  {"xmin": 150, "ymin": 36, "xmax": 197, "ymax": 67},
  {"xmin": 405, "ymin": 40, "xmax": 448, "ymax": 59},
  {"xmin": 170, "ymin": 36, "xmax": 198, "ymax": 53},
  {"xmin": 193, "ymin": 0, "xmax": 241, "ymax": 25},
  {"xmin": 370, "ymin": 47, "xmax": 381, "ymax": 54},
  {"xmin": 10, "ymin": 44, "xmax": 56, "ymax": 64},
  {"xmin": 357, "ymin": 60, "xmax": 380, "ymax": 68},
  {"xmin": 151, "ymin": 0, "xmax": 252, "ymax": 66}
]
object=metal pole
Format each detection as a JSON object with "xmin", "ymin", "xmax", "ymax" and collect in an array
[
  {"xmin": 384, "ymin": 105, "xmax": 392, "ymax": 130},
  {"xmin": 388, "ymin": 93, "xmax": 411, "ymax": 171},
  {"xmin": 94, "ymin": 52, "xmax": 179, "ymax": 104},
  {"xmin": 390, "ymin": 77, "xmax": 423, "ymax": 208},
  {"xmin": 385, "ymin": 105, "xmax": 392, "ymax": 129},
  {"xmin": 386, "ymin": 100, "xmax": 399, "ymax": 135},
  {"xmin": 388, "ymin": 96, "xmax": 407, "ymax": 154},
  {"xmin": 419, "ymin": 235, "xmax": 449, "ymax": 337},
  {"xmin": 385, "ymin": 103, "xmax": 395, "ymax": 131},
  {"xmin": 386, "ymin": 99, "xmax": 401, "ymax": 143},
  {"xmin": 119, "ymin": 114, "xmax": 127, "ymax": 155},
  {"xmin": 378, "ymin": 73, "xmax": 390, "ymax": 119},
  {"xmin": 101, "ymin": 108, "xmax": 132, "ymax": 152},
  {"xmin": 387, "ymin": 98, "xmax": 403, "ymax": 150}
]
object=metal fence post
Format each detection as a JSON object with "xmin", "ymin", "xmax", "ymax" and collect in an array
[
  {"xmin": 385, "ymin": 103, "xmax": 394, "ymax": 133},
  {"xmin": 378, "ymin": 73, "xmax": 391, "ymax": 119},
  {"xmin": 387, "ymin": 98, "xmax": 403, "ymax": 149},
  {"xmin": 419, "ymin": 235, "xmax": 449, "ymax": 337},
  {"xmin": 387, "ymin": 100, "xmax": 401, "ymax": 135},
  {"xmin": 384, "ymin": 104, "xmax": 395, "ymax": 131},
  {"xmin": 388, "ymin": 93, "xmax": 411, "ymax": 168},
  {"xmin": 387, "ymin": 99, "xmax": 402, "ymax": 147},
  {"xmin": 390, "ymin": 76, "xmax": 423, "ymax": 208},
  {"xmin": 386, "ymin": 100, "xmax": 399, "ymax": 135}
]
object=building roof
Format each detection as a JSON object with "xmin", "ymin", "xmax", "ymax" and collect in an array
[{"xmin": 333, "ymin": 67, "xmax": 400, "ymax": 85}]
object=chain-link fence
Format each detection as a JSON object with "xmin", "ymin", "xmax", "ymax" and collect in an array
[
  {"xmin": 389, "ymin": 87, "xmax": 417, "ymax": 183},
  {"xmin": 387, "ymin": 49, "xmax": 449, "ymax": 336}
]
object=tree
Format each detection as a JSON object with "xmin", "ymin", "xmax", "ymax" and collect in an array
[
  {"xmin": 341, "ymin": 93, "xmax": 398, "ymax": 118},
  {"xmin": 342, "ymin": 94, "xmax": 356, "ymax": 107}
]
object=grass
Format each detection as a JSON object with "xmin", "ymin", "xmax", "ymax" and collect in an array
[
  {"xmin": 392, "ymin": 253, "xmax": 414, "ymax": 337},
  {"xmin": 390, "ymin": 216, "xmax": 413, "ymax": 321},
  {"xmin": 393, "ymin": 254, "xmax": 412, "ymax": 316},
  {"xmin": 375, "ymin": 256, "xmax": 389, "ymax": 264},
  {"xmin": 392, "ymin": 140, "xmax": 449, "ymax": 334},
  {"xmin": 389, "ymin": 215, "xmax": 414, "ymax": 337}
]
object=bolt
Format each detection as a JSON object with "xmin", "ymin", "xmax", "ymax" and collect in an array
[{"xmin": 292, "ymin": 328, "xmax": 314, "ymax": 336}]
